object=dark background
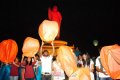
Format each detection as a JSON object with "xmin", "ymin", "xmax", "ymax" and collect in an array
[{"xmin": 0, "ymin": 0, "xmax": 120, "ymax": 57}]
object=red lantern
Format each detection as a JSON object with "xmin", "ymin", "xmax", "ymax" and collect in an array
[
  {"xmin": 38, "ymin": 20, "xmax": 58, "ymax": 42},
  {"xmin": 22, "ymin": 37, "xmax": 40, "ymax": 57},
  {"xmin": 0, "ymin": 39, "xmax": 18, "ymax": 63},
  {"xmin": 100, "ymin": 44, "xmax": 120, "ymax": 79}
]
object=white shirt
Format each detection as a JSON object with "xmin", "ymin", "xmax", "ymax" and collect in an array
[
  {"xmin": 40, "ymin": 55, "xmax": 53, "ymax": 74},
  {"xmin": 95, "ymin": 56, "xmax": 110, "ymax": 78}
]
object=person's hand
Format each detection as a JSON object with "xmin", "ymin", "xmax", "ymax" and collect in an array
[
  {"xmin": 103, "ymin": 71, "xmax": 108, "ymax": 75},
  {"xmin": 42, "ymin": 41, "xmax": 44, "ymax": 46}
]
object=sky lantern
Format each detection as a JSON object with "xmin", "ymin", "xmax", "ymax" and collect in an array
[
  {"xmin": 100, "ymin": 44, "xmax": 120, "ymax": 79},
  {"xmin": 93, "ymin": 40, "xmax": 98, "ymax": 46},
  {"xmin": 0, "ymin": 39, "xmax": 18, "ymax": 63},
  {"xmin": 22, "ymin": 37, "xmax": 40, "ymax": 57},
  {"xmin": 38, "ymin": 19, "xmax": 58, "ymax": 42},
  {"xmin": 69, "ymin": 68, "xmax": 91, "ymax": 80},
  {"xmin": 57, "ymin": 46, "xmax": 77, "ymax": 77}
]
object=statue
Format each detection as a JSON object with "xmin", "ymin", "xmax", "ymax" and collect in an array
[{"xmin": 48, "ymin": 5, "xmax": 62, "ymax": 39}]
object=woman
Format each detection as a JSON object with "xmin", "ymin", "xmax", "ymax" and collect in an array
[
  {"xmin": 52, "ymin": 58, "xmax": 65, "ymax": 80},
  {"xmin": 10, "ymin": 57, "xmax": 20, "ymax": 80},
  {"xmin": 82, "ymin": 53, "xmax": 95, "ymax": 80},
  {"xmin": 23, "ymin": 57, "xmax": 36, "ymax": 80},
  {"xmin": 77, "ymin": 54, "xmax": 83, "ymax": 67},
  {"xmin": 21, "ymin": 57, "xmax": 27, "ymax": 80}
]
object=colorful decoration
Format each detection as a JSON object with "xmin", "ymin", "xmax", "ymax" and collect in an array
[
  {"xmin": 48, "ymin": 5, "xmax": 62, "ymax": 39},
  {"xmin": 0, "ymin": 39, "xmax": 18, "ymax": 63},
  {"xmin": 100, "ymin": 44, "xmax": 120, "ymax": 79},
  {"xmin": 38, "ymin": 20, "xmax": 58, "ymax": 42},
  {"xmin": 22, "ymin": 37, "xmax": 40, "ymax": 57}
]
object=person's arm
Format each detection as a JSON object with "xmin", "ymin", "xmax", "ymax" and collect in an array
[
  {"xmin": 21, "ymin": 55, "xmax": 24, "ymax": 63},
  {"xmin": 51, "ymin": 41, "xmax": 55, "ymax": 56},
  {"xmin": 13, "ymin": 62, "xmax": 20, "ymax": 67},
  {"xmin": 90, "ymin": 64, "xmax": 94, "ymax": 72},
  {"xmin": 39, "ymin": 41, "xmax": 44, "ymax": 57}
]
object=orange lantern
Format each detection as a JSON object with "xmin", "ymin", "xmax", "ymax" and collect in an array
[
  {"xmin": 38, "ymin": 20, "xmax": 58, "ymax": 42},
  {"xmin": 69, "ymin": 68, "xmax": 91, "ymax": 80},
  {"xmin": 57, "ymin": 46, "xmax": 77, "ymax": 77},
  {"xmin": 100, "ymin": 44, "xmax": 120, "ymax": 79},
  {"xmin": 0, "ymin": 39, "xmax": 18, "ymax": 63},
  {"xmin": 22, "ymin": 37, "xmax": 40, "ymax": 57}
]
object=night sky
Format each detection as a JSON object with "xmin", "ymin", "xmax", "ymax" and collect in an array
[{"xmin": 0, "ymin": 0, "xmax": 120, "ymax": 57}]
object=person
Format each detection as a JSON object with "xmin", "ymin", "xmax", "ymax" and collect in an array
[
  {"xmin": 95, "ymin": 56, "xmax": 112, "ymax": 80},
  {"xmin": 48, "ymin": 5, "xmax": 62, "ymax": 39},
  {"xmin": 21, "ymin": 57, "xmax": 27, "ymax": 80},
  {"xmin": 40, "ymin": 49, "xmax": 54, "ymax": 80},
  {"xmin": 21, "ymin": 56, "xmax": 36, "ymax": 80},
  {"xmin": 77, "ymin": 54, "xmax": 83, "ymax": 67},
  {"xmin": 82, "ymin": 53, "xmax": 95, "ymax": 80},
  {"xmin": 34, "ymin": 53, "xmax": 42, "ymax": 80},
  {"xmin": 10, "ymin": 57, "xmax": 20, "ymax": 80},
  {"xmin": 0, "ymin": 62, "xmax": 11, "ymax": 80},
  {"xmin": 52, "ymin": 57, "xmax": 65, "ymax": 80}
]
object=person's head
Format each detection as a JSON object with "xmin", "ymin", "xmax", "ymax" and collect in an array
[
  {"xmin": 78, "ymin": 54, "xmax": 82, "ymax": 60},
  {"xmin": 35, "ymin": 53, "xmax": 39, "ymax": 60},
  {"xmin": 42, "ymin": 50, "xmax": 49, "ymax": 57},
  {"xmin": 53, "ymin": 5, "xmax": 58, "ymax": 11},
  {"xmin": 82, "ymin": 53, "xmax": 90, "ymax": 61},
  {"xmin": 26, "ymin": 57, "xmax": 32, "ymax": 65},
  {"xmin": 82, "ymin": 53, "xmax": 87, "ymax": 60}
]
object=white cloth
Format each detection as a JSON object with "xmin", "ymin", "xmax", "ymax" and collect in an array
[
  {"xmin": 77, "ymin": 60, "xmax": 83, "ymax": 65},
  {"xmin": 35, "ymin": 60, "xmax": 41, "ymax": 68},
  {"xmin": 95, "ymin": 56, "xmax": 110, "ymax": 78},
  {"xmin": 40, "ymin": 55, "xmax": 53, "ymax": 74},
  {"xmin": 52, "ymin": 61, "xmax": 65, "ymax": 80}
]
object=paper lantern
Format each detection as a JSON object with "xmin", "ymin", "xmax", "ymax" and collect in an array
[
  {"xmin": 57, "ymin": 46, "xmax": 77, "ymax": 77},
  {"xmin": 38, "ymin": 20, "xmax": 58, "ymax": 42},
  {"xmin": 0, "ymin": 39, "xmax": 18, "ymax": 63},
  {"xmin": 93, "ymin": 40, "xmax": 98, "ymax": 46},
  {"xmin": 22, "ymin": 37, "xmax": 40, "ymax": 57},
  {"xmin": 100, "ymin": 44, "xmax": 120, "ymax": 79},
  {"xmin": 69, "ymin": 68, "xmax": 91, "ymax": 80}
]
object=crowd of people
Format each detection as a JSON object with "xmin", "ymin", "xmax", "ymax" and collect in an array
[{"xmin": 0, "ymin": 48, "xmax": 113, "ymax": 80}]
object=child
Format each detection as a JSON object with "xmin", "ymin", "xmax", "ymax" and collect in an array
[{"xmin": 34, "ymin": 54, "xmax": 42, "ymax": 80}]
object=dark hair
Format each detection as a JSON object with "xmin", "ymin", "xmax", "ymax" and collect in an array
[
  {"xmin": 35, "ymin": 53, "xmax": 39, "ymax": 57},
  {"xmin": 26, "ymin": 57, "xmax": 32, "ymax": 65},
  {"xmin": 82, "ymin": 53, "xmax": 91, "ymax": 67},
  {"xmin": 42, "ymin": 50, "xmax": 49, "ymax": 54}
]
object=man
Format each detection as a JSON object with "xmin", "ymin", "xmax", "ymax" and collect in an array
[
  {"xmin": 95, "ymin": 56, "xmax": 112, "ymax": 80},
  {"xmin": 40, "ymin": 41, "xmax": 54, "ymax": 80}
]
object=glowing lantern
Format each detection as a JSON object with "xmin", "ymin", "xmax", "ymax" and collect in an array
[
  {"xmin": 22, "ymin": 37, "xmax": 40, "ymax": 57},
  {"xmin": 100, "ymin": 44, "xmax": 120, "ymax": 79},
  {"xmin": 38, "ymin": 20, "xmax": 58, "ymax": 42},
  {"xmin": 69, "ymin": 68, "xmax": 91, "ymax": 80},
  {"xmin": 57, "ymin": 46, "xmax": 77, "ymax": 77},
  {"xmin": 0, "ymin": 39, "xmax": 18, "ymax": 63},
  {"xmin": 93, "ymin": 40, "xmax": 98, "ymax": 46}
]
